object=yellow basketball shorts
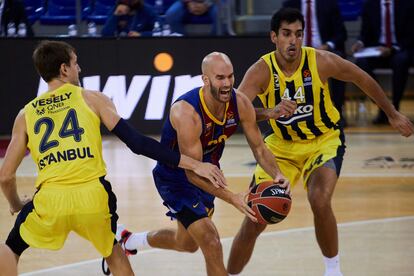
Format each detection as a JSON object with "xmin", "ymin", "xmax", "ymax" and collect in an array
[
  {"xmin": 6, "ymin": 177, "xmax": 118, "ymax": 257},
  {"xmin": 254, "ymin": 129, "xmax": 345, "ymax": 188}
]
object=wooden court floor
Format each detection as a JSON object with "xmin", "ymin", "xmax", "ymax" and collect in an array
[{"xmin": 0, "ymin": 128, "xmax": 413, "ymax": 275}]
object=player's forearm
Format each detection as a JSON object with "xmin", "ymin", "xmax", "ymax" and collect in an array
[
  {"xmin": 186, "ymin": 171, "xmax": 234, "ymax": 203},
  {"xmin": 254, "ymin": 108, "xmax": 272, "ymax": 122},
  {"xmin": 0, "ymin": 175, "xmax": 21, "ymax": 210},
  {"xmin": 178, "ymin": 155, "xmax": 201, "ymax": 171},
  {"xmin": 252, "ymin": 147, "xmax": 279, "ymax": 179},
  {"xmin": 111, "ymin": 118, "xmax": 181, "ymax": 167}
]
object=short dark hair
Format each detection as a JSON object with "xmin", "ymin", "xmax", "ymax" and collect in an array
[
  {"xmin": 270, "ymin": 7, "xmax": 305, "ymax": 34},
  {"xmin": 32, "ymin": 40, "xmax": 75, "ymax": 82}
]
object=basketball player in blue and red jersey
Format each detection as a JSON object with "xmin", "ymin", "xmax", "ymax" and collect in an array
[
  {"xmin": 227, "ymin": 8, "xmax": 414, "ymax": 276},
  {"xmin": 0, "ymin": 40, "xmax": 226, "ymax": 276},
  {"xmin": 115, "ymin": 52, "xmax": 290, "ymax": 276}
]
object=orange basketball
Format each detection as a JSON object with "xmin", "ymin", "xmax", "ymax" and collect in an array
[{"xmin": 247, "ymin": 181, "xmax": 292, "ymax": 224}]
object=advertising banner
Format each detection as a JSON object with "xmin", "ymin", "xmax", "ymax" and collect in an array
[{"xmin": 0, "ymin": 37, "xmax": 273, "ymax": 134}]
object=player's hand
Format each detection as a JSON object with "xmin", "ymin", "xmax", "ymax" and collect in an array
[
  {"xmin": 388, "ymin": 112, "xmax": 414, "ymax": 137},
  {"xmin": 10, "ymin": 195, "xmax": 31, "ymax": 215},
  {"xmin": 194, "ymin": 162, "xmax": 227, "ymax": 188},
  {"xmin": 269, "ymin": 100, "xmax": 297, "ymax": 119},
  {"xmin": 273, "ymin": 174, "xmax": 291, "ymax": 196},
  {"xmin": 230, "ymin": 190, "xmax": 257, "ymax": 223}
]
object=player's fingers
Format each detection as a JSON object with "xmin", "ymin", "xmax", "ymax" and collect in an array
[
  {"xmin": 277, "ymin": 178, "xmax": 287, "ymax": 187},
  {"xmin": 284, "ymin": 101, "xmax": 296, "ymax": 110},
  {"xmin": 211, "ymin": 178, "xmax": 220, "ymax": 188},
  {"xmin": 210, "ymin": 172, "xmax": 225, "ymax": 188},
  {"xmin": 273, "ymin": 176, "xmax": 281, "ymax": 184},
  {"xmin": 206, "ymin": 175, "xmax": 220, "ymax": 188},
  {"xmin": 244, "ymin": 203, "xmax": 255, "ymax": 216},
  {"xmin": 399, "ymin": 125, "xmax": 410, "ymax": 137},
  {"xmin": 280, "ymin": 107, "xmax": 290, "ymax": 115},
  {"xmin": 243, "ymin": 189, "xmax": 251, "ymax": 201},
  {"xmin": 246, "ymin": 213, "xmax": 257, "ymax": 223},
  {"xmin": 214, "ymin": 169, "xmax": 227, "ymax": 187},
  {"xmin": 404, "ymin": 122, "xmax": 414, "ymax": 136},
  {"xmin": 286, "ymin": 182, "xmax": 291, "ymax": 194},
  {"xmin": 215, "ymin": 178, "xmax": 226, "ymax": 188},
  {"xmin": 284, "ymin": 100, "xmax": 297, "ymax": 111},
  {"xmin": 281, "ymin": 106, "xmax": 295, "ymax": 117},
  {"xmin": 244, "ymin": 206, "xmax": 257, "ymax": 223}
]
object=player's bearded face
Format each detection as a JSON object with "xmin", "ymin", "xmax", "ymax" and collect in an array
[
  {"xmin": 209, "ymin": 78, "xmax": 233, "ymax": 103},
  {"xmin": 276, "ymin": 21, "xmax": 303, "ymax": 62}
]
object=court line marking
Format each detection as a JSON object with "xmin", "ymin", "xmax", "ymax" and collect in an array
[
  {"xmin": 21, "ymin": 216, "xmax": 414, "ymax": 275},
  {"xmin": 225, "ymin": 172, "xmax": 414, "ymax": 177},
  {"xmin": 14, "ymin": 171, "xmax": 414, "ymax": 178}
]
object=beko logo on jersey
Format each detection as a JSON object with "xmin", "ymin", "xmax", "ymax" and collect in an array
[
  {"xmin": 32, "ymin": 92, "xmax": 72, "ymax": 108},
  {"xmin": 294, "ymin": 104, "xmax": 313, "ymax": 114},
  {"xmin": 277, "ymin": 104, "xmax": 314, "ymax": 125},
  {"xmin": 38, "ymin": 75, "xmax": 203, "ymax": 120}
]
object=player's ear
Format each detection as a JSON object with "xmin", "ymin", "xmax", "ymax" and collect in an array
[
  {"xmin": 202, "ymin": 75, "xmax": 209, "ymax": 86},
  {"xmin": 270, "ymin": 31, "xmax": 277, "ymax": 43},
  {"xmin": 60, "ymin": 63, "xmax": 67, "ymax": 75}
]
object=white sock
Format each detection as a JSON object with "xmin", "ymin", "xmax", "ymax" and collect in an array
[
  {"xmin": 323, "ymin": 255, "xmax": 343, "ymax": 276},
  {"xmin": 125, "ymin": 231, "xmax": 150, "ymax": 251},
  {"xmin": 228, "ymin": 274, "xmax": 240, "ymax": 276}
]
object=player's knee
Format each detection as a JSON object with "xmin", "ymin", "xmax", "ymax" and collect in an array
[
  {"xmin": 176, "ymin": 237, "xmax": 199, "ymax": 253},
  {"xmin": 179, "ymin": 242, "xmax": 199, "ymax": 253},
  {"xmin": 200, "ymin": 234, "xmax": 222, "ymax": 253},
  {"xmin": 308, "ymin": 194, "xmax": 332, "ymax": 214}
]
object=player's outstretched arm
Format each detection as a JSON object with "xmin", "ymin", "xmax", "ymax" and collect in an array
[
  {"xmin": 237, "ymin": 59, "xmax": 297, "ymax": 122},
  {"xmin": 82, "ymin": 90, "xmax": 226, "ymax": 187},
  {"xmin": 237, "ymin": 92, "xmax": 291, "ymax": 193},
  {"xmin": 0, "ymin": 110, "xmax": 31, "ymax": 215},
  {"xmin": 318, "ymin": 50, "xmax": 413, "ymax": 137}
]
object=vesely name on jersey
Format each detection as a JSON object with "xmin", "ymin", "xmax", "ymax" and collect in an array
[
  {"xmin": 38, "ymin": 146, "xmax": 94, "ymax": 170},
  {"xmin": 32, "ymin": 92, "xmax": 72, "ymax": 108}
]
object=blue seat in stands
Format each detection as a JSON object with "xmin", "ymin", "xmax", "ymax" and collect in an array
[
  {"xmin": 40, "ymin": 0, "xmax": 91, "ymax": 25},
  {"xmin": 86, "ymin": 0, "xmax": 115, "ymax": 24},
  {"xmin": 338, "ymin": 0, "xmax": 363, "ymax": 21},
  {"xmin": 24, "ymin": 0, "xmax": 46, "ymax": 24}
]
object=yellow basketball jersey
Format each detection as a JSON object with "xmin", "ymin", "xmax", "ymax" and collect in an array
[
  {"xmin": 259, "ymin": 47, "xmax": 341, "ymax": 141},
  {"xmin": 24, "ymin": 83, "xmax": 106, "ymax": 188}
]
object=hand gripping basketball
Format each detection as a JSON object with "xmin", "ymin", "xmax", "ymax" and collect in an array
[{"xmin": 247, "ymin": 181, "xmax": 292, "ymax": 224}]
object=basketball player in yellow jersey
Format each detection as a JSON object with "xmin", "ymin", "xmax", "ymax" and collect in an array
[
  {"xmin": 227, "ymin": 8, "xmax": 413, "ymax": 276},
  {"xmin": 0, "ymin": 40, "xmax": 225, "ymax": 276}
]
